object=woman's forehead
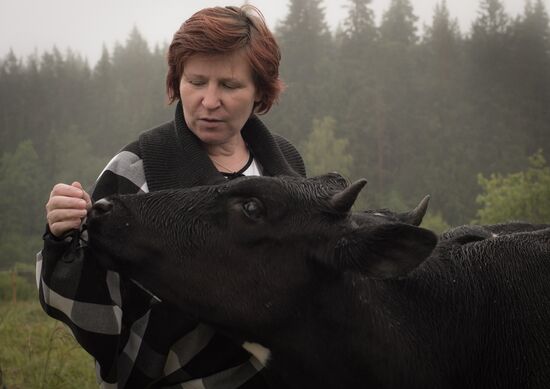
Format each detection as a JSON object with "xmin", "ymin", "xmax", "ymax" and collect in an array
[{"xmin": 183, "ymin": 50, "xmax": 252, "ymax": 78}]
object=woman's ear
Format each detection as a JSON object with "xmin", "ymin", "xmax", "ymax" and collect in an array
[
  {"xmin": 254, "ymin": 90, "xmax": 262, "ymax": 105},
  {"xmin": 167, "ymin": 85, "xmax": 177, "ymax": 104}
]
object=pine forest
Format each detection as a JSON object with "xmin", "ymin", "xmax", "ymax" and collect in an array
[{"xmin": 1, "ymin": 0, "xmax": 550, "ymax": 269}]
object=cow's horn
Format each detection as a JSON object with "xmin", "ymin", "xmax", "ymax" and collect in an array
[
  {"xmin": 330, "ymin": 179, "xmax": 367, "ymax": 213},
  {"xmin": 398, "ymin": 195, "xmax": 430, "ymax": 226}
]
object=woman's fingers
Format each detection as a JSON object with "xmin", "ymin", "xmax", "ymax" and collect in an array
[
  {"xmin": 49, "ymin": 219, "xmax": 84, "ymax": 237},
  {"xmin": 47, "ymin": 208, "xmax": 88, "ymax": 225},
  {"xmin": 46, "ymin": 196, "xmax": 88, "ymax": 213},
  {"xmin": 50, "ymin": 182, "xmax": 86, "ymax": 199},
  {"xmin": 46, "ymin": 182, "xmax": 91, "ymax": 237},
  {"xmin": 72, "ymin": 182, "xmax": 93, "ymax": 210}
]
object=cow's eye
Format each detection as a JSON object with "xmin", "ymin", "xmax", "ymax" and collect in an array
[{"xmin": 242, "ymin": 199, "xmax": 264, "ymax": 220}]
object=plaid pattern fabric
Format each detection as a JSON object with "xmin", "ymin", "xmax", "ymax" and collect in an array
[{"xmin": 37, "ymin": 106, "xmax": 305, "ymax": 388}]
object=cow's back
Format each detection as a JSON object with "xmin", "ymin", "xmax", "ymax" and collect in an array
[{"xmin": 399, "ymin": 227, "xmax": 550, "ymax": 388}]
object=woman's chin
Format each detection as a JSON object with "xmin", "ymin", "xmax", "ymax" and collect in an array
[{"xmin": 196, "ymin": 130, "xmax": 243, "ymax": 147}]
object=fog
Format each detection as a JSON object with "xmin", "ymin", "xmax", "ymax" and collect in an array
[{"xmin": 0, "ymin": 0, "xmax": 526, "ymax": 65}]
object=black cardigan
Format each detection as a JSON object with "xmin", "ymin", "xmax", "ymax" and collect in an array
[{"xmin": 139, "ymin": 101, "xmax": 306, "ymax": 192}]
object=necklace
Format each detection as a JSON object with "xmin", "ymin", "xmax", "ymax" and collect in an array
[{"xmin": 211, "ymin": 150, "xmax": 250, "ymax": 173}]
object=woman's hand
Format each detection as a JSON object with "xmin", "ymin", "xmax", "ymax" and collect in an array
[{"xmin": 46, "ymin": 181, "xmax": 92, "ymax": 238}]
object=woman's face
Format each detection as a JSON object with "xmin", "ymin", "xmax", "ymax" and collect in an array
[{"xmin": 179, "ymin": 50, "xmax": 261, "ymax": 147}]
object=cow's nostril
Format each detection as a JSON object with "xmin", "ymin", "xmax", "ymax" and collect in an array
[{"xmin": 91, "ymin": 198, "xmax": 113, "ymax": 217}]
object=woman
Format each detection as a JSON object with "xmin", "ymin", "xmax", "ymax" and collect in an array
[{"xmin": 38, "ymin": 5, "xmax": 305, "ymax": 388}]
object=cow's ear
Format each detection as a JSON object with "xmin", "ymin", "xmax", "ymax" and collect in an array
[{"xmin": 333, "ymin": 223, "xmax": 437, "ymax": 279}]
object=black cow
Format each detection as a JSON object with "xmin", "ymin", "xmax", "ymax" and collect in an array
[
  {"xmin": 86, "ymin": 174, "xmax": 550, "ymax": 389},
  {"xmin": 441, "ymin": 222, "xmax": 550, "ymax": 241}
]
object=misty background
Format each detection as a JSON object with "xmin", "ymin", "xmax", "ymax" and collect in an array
[
  {"xmin": 1, "ymin": 0, "xmax": 549, "ymax": 270},
  {"xmin": 0, "ymin": 0, "xmax": 528, "ymax": 64}
]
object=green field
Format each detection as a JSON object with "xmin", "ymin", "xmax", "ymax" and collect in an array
[{"xmin": 0, "ymin": 299, "xmax": 97, "ymax": 388}]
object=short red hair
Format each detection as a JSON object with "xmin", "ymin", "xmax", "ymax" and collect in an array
[{"xmin": 166, "ymin": 5, "xmax": 284, "ymax": 114}]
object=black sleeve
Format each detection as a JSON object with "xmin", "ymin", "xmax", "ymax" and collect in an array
[{"xmin": 36, "ymin": 144, "xmax": 147, "ymax": 385}]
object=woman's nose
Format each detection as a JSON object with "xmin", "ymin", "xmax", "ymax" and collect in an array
[{"xmin": 202, "ymin": 85, "xmax": 221, "ymax": 109}]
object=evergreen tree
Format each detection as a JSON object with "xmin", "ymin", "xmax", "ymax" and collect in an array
[
  {"xmin": 468, "ymin": 0, "xmax": 532, "ymax": 174},
  {"xmin": 44, "ymin": 126, "xmax": 106, "ymax": 188},
  {"xmin": 341, "ymin": 0, "xmax": 377, "ymax": 45},
  {"xmin": 0, "ymin": 50, "xmax": 25, "ymax": 153},
  {"xmin": 422, "ymin": 0, "xmax": 463, "ymax": 108},
  {"xmin": 0, "ymin": 141, "xmax": 47, "ymax": 267},
  {"xmin": 412, "ymin": 1, "xmax": 475, "ymax": 224},
  {"xmin": 89, "ymin": 45, "xmax": 116, "ymax": 153},
  {"xmin": 379, "ymin": 0, "xmax": 418, "ymax": 45},
  {"xmin": 269, "ymin": 0, "xmax": 333, "ymax": 145},
  {"xmin": 108, "ymin": 27, "xmax": 170, "ymax": 154},
  {"xmin": 470, "ymin": 0, "xmax": 511, "ymax": 86},
  {"xmin": 22, "ymin": 47, "xmax": 93, "ymax": 157},
  {"xmin": 508, "ymin": 0, "xmax": 550, "ymax": 156},
  {"xmin": 276, "ymin": 0, "xmax": 331, "ymax": 84},
  {"xmin": 424, "ymin": 1, "xmax": 461, "ymax": 70},
  {"xmin": 334, "ymin": 0, "xmax": 378, "ymax": 181},
  {"xmin": 0, "ymin": 140, "xmax": 46, "ymax": 234},
  {"xmin": 374, "ymin": 0, "xmax": 420, "ymax": 195},
  {"xmin": 473, "ymin": 0, "xmax": 509, "ymax": 35}
]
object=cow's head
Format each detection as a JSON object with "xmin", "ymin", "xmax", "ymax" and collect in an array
[{"xmin": 86, "ymin": 173, "xmax": 436, "ymax": 332}]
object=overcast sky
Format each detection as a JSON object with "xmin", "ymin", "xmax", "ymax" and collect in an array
[{"xmin": 0, "ymin": 0, "xmax": 528, "ymax": 66}]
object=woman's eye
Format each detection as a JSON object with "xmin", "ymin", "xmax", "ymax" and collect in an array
[
  {"xmin": 242, "ymin": 199, "xmax": 264, "ymax": 220},
  {"xmin": 223, "ymin": 82, "xmax": 239, "ymax": 89},
  {"xmin": 189, "ymin": 79, "xmax": 205, "ymax": 86}
]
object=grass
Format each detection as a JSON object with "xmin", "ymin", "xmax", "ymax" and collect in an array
[{"xmin": 0, "ymin": 300, "xmax": 97, "ymax": 389}]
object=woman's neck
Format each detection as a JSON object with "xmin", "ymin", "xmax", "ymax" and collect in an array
[{"xmin": 206, "ymin": 136, "xmax": 250, "ymax": 173}]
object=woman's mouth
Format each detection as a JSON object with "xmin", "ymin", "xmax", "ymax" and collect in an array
[{"xmin": 200, "ymin": 117, "xmax": 222, "ymax": 123}]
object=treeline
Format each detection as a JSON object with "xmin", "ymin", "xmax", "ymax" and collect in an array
[
  {"xmin": 269, "ymin": 0, "xmax": 550, "ymax": 224},
  {"xmin": 0, "ymin": 0, "xmax": 549, "ymax": 269}
]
